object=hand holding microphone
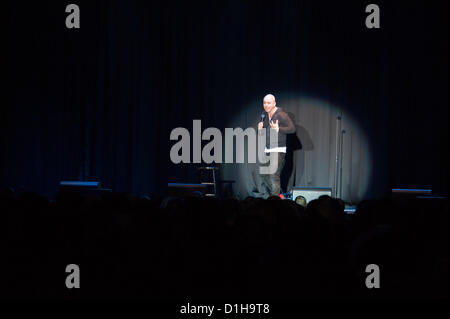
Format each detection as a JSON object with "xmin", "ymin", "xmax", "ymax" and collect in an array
[{"xmin": 258, "ymin": 112, "xmax": 265, "ymax": 130}]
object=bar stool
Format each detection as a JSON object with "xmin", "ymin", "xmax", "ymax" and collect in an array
[{"xmin": 198, "ymin": 166, "xmax": 219, "ymax": 197}]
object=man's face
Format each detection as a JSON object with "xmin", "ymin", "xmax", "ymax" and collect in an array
[{"xmin": 263, "ymin": 96, "xmax": 276, "ymax": 113}]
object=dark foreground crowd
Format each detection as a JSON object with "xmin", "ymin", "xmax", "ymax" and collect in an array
[{"xmin": 0, "ymin": 188, "xmax": 448, "ymax": 299}]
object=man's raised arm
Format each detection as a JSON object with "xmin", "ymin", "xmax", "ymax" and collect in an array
[{"xmin": 278, "ymin": 112, "xmax": 296, "ymax": 134}]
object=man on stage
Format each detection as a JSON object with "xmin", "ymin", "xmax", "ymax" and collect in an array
[{"xmin": 258, "ymin": 94, "xmax": 296, "ymax": 198}]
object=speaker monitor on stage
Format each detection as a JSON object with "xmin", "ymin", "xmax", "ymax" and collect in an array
[
  {"xmin": 290, "ymin": 187, "xmax": 332, "ymax": 206},
  {"xmin": 58, "ymin": 181, "xmax": 112, "ymax": 196},
  {"xmin": 59, "ymin": 181, "xmax": 101, "ymax": 190}
]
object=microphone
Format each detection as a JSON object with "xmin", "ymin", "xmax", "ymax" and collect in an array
[{"xmin": 260, "ymin": 112, "xmax": 266, "ymax": 122}]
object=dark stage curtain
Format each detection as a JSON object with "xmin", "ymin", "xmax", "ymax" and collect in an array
[{"xmin": 3, "ymin": 0, "xmax": 448, "ymax": 200}]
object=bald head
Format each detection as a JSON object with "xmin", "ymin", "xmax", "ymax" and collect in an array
[
  {"xmin": 263, "ymin": 94, "xmax": 276, "ymax": 103},
  {"xmin": 263, "ymin": 94, "xmax": 277, "ymax": 113}
]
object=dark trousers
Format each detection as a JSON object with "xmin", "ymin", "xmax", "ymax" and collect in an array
[{"xmin": 259, "ymin": 152, "xmax": 286, "ymax": 198}]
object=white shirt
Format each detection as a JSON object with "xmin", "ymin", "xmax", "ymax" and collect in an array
[{"xmin": 264, "ymin": 146, "xmax": 286, "ymax": 153}]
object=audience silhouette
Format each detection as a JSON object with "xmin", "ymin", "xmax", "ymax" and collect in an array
[{"xmin": 0, "ymin": 188, "xmax": 447, "ymax": 299}]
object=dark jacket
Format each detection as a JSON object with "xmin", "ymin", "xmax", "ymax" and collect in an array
[{"xmin": 261, "ymin": 108, "xmax": 296, "ymax": 149}]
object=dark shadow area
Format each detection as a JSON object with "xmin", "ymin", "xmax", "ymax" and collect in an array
[
  {"xmin": 281, "ymin": 112, "xmax": 314, "ymax": 193},
  {"xmin": 1, "ymin": 188, "xmax": 447, "ymax": 300}
]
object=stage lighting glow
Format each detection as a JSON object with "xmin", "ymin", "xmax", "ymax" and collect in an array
[{"xmin": 223, "ymin": 93, "xmax": 373, "ymax": 203}]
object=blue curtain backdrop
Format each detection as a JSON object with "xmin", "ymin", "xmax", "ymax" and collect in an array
[{"xmin": 3, "ymin": 0, "xmax": 448, "ymax": 199}]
